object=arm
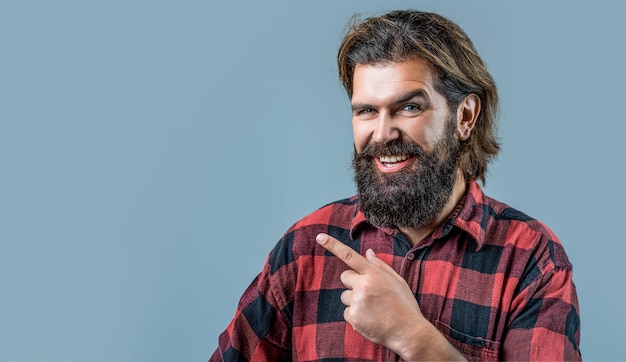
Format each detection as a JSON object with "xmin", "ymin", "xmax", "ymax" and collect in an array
[
  {"xmin": 316, "ymin": 233, "xmax": 467, "ymax": 361},
  {"xmin": 502, "ymin": 265, "xmax": 581, "ymax": 361},
  {"xmin": 210, "ymin": 259, "xmax": 292, "ymax": 362}
]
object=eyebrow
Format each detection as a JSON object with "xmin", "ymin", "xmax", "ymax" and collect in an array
[{"xmin": 351, "ymin": 89, "xmax": 430, "ymax": 111}]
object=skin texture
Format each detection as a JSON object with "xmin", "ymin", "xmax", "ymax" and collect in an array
[{"xmin": 317, "ymin": 59, "xmax": 482, "ymax": 360}]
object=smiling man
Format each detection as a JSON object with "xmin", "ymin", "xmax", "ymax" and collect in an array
[{"xmin": 211, "ymin": 10, "xmax": 581, "ymax": 361}]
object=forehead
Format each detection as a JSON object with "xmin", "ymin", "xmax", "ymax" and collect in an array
[{"xmin": 351, "ymin": 58, "xmax": 441, "ymax": 103}]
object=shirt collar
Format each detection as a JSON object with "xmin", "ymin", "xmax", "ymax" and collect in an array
[{"xmin": 349, "ymin": 180, "xmax": 488, "ymax": 251}]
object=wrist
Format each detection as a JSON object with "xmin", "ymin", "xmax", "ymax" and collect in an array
[{"xmin": 396, "ymin": 321, "xmax": 466, "ymax": 361}]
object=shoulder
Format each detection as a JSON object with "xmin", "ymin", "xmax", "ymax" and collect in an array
[
  {"xmin": 479, "ymin": 192, "xmax": 572, "ymax": 272},
  {"xmin": 292, "ymin": 196, "xmax": 360, "ymax": 231},
  {"xmin": 267, "ymin": 196, "xmax": 359, "ymax": 273}
]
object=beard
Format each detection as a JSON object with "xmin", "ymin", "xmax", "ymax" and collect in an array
[{"xmin": 352, "ymin": 120, "xmax": 461, "ymax": 230}]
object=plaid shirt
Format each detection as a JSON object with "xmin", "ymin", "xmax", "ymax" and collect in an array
[{"xmin": 210, "ymin": 181, "xmax": 581, "ymax": 361}]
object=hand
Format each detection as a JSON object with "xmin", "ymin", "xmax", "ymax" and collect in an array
[
  {"xmin": 315, "ymin": 233, "xmax": 424, "ymax": 354},
  {"xmin": 315, "ymin": 233, "xmax": 466, "ymax": 361}
]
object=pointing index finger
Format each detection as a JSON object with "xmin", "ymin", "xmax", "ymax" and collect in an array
[{"xmin": 316, "ymin": 233, "xmax": 370, "ymax": 274}]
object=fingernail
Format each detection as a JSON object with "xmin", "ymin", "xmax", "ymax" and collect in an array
[{"xmin": 316, "ymin": 234, "xmax": 327, "ymax": 244}]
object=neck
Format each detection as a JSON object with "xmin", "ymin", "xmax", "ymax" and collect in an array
[{"xmin": 399, "ymin": 169, "xmax": 467, "ymax": 246}]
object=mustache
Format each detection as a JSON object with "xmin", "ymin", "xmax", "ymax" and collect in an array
[{"xmin": 358, "ymin": 140, "xmax": 427, "ymax": 158}]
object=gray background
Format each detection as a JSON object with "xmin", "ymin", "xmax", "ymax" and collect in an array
[{"xmin": 1, "ymin": 0, "xmax": 624, "ymax": 360}]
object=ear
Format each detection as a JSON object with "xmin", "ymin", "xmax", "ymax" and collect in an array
[{"xmin": 456, "ymin": 94, "xmax": 481, "ymax": 141}]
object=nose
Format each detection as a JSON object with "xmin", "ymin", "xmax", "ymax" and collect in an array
[{"xmin": 372, "ymin": 113, "xmax": 400, "ymax": 144}]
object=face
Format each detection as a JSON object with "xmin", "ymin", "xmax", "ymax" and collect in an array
[
  {"xmin": 351, "ymin": 58, "xmax": 454, "ymax": 162},
  {"xmin": 351, "ymin": 59, "xmax": 462, "ymax": 229}
]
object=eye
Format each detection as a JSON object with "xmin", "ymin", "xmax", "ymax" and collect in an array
[
  {"xmin": 401, "ymin": 104, "xmax": 421, "ymax": 112},
  {"xmin": 353, "ymin": 108, "xmax": 376, "ymax": 119}
]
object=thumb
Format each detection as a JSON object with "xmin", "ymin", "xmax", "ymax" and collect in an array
[
  {"xmin": 365, "ymin": 248, "xmax": 396, "ymax": 272},
  {"xmin": 365, "ymin": 248, "xmax": 385, "ymax": 266}
]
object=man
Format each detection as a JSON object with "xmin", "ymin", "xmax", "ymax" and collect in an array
[{"xmin": 211, "ymin": 9, "xmax": 580, "ymax": 361}]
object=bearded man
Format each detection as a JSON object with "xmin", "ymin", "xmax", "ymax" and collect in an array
[{"xmin": 210, "ymin": 10, "xmax": 581, "ymax": 361}]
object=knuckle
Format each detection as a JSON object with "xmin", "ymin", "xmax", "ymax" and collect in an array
[
  {"xmin": 343, "ymin": 250, "xmax": 353, "ymax": 262},
  {"xmin": 341, "ymin": 290, "xmax": 350, "ymax": 305},
  {"xmin": 340, "ymin": 271, "xmax": 348, "ymax": 282}
]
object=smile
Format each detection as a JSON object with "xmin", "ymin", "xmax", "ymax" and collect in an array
[{"xmin": 375, "ymin": 154, "xmax": 416, "ymax": 173}]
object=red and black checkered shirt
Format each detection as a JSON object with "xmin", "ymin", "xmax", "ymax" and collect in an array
[{"xmin": 210, "ymin": 181, "xmax": 581, "ymax": 361}]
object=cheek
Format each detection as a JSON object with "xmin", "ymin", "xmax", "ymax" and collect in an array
[
  {"xmin": 417, "ymin": 121, "xmax": 446, "ymax": 152},
  {"xmin": 352, "ymin": 120, "xmax": 369, "ymax": 153}
]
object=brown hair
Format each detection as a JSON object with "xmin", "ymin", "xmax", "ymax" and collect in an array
[{"xmin": 338, "ymin": 10, "xmax": 500, "ymax": 183}]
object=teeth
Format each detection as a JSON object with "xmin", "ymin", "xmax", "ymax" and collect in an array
[{"xmin": 379, "ymin": 154, "xmax": 410, "ymax": 163}]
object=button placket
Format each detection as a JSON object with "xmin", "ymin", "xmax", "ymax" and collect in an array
[{"xmin": 399, "ymin": 246, "xmax": 426, "ymax": 297}]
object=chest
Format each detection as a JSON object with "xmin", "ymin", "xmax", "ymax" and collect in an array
[{"xmin": 290, "ymin": 234, "xmax": 515, "ymax": 360}]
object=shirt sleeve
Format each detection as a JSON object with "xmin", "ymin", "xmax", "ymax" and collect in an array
[
  {"xmin": 502, "ymin": 261, "xmax": 581, "ymax": 360},
  {"xmin": 209, "ymin": 256, "xmax": 292, "ymax": 362}
]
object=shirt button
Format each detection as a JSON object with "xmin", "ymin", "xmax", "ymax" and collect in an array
[{"xmin": 407, "ymin": 252, "xmax": 415, "ymax": 261}]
